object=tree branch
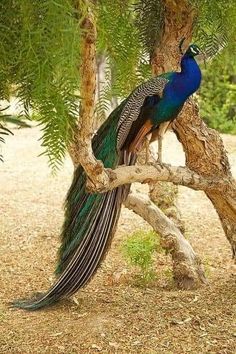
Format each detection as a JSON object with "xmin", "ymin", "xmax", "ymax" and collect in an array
[
  {"xmin": 85, "ymin": 161, "xmax": 232, "ymax": 194},
  {"xmin": 124, "ymin": 192, "xmax": 207, "ymax": 288},
  {"xmin": 69, "ymin": 0, "xmax": 110, "ymax": 189}
]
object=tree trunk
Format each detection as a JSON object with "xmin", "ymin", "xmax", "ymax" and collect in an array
[
  {"xmin": 174, "ymin": 100, "xmax": 236, "ymax": 257},
  {"xmin": 150, "ymin": 0, "xmax": 196, "ymax": 75},
  {"xmin": 152, "ymin": 0, "xmax": 236, "ymax": 258},
  {"xmin": 69, "ymin": 1, "xmax": 97, "ymax": 167},
  {"xmin": 148, "ymin": 0, "xmax": 195, "ymax": 245},
  {"xmin": 69, "ymin": 1, "xmax": 110, "ymax": 189}
]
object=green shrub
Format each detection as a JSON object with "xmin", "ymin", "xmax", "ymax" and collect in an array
[
  {"xmin": 200, "ymin": 52, "xmax": 236, "ymax": 134},
  {"xmin": 121, "ymin": 230, "xmax": 163, "ymax": 286}
]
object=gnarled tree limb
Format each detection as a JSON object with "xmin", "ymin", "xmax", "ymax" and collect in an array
[
  {"xmin": 69, "ymin": 0, "xmax": 110, "ymax": 189},
  {"xmin": 124, "ymin": 192, "xmax": 207, "ymax": 288},
  {"xmin": 174, "ymin": 99, "xmax": 236, "ymax": 259},
  {"xmin": 88, "ymin": 162, "xmax": 231, "ymax": 193}
]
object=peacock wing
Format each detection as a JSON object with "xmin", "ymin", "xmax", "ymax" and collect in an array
[{"xmin": 116, "ymin": 76, "xmax": 168, "ymax": 150}]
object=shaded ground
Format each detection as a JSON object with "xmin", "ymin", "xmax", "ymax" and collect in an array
[{"xmin": 0, "ymin": 127, "xmax": 235, "ymax": 354}]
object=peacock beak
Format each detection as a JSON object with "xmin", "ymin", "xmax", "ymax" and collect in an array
[{"xmin": 196, "ymin": 50, "xmax": 207, "ymax": 68}]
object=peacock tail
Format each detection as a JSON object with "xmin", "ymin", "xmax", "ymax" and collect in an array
[{"xmin": 12, "ymin": 102, "xmax": 126, "ymax": 309}]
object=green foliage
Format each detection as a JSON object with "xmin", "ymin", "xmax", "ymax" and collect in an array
[
  {"xmin": 98, "ymin": 0, "xmax": 149, "ymax": 94},
  {"xmin": 200, "ymin": 52, "xmax": 236, "ymax": 133},
  {"xmin": 190, "ymin": 0, "xmax": 229, "ymax": 55},
  {"xmin": 191, "ymin": 0, "xmax": 235, "ymax": 48},
  {"xmin": 0, "ymin": 124, "xmax": 12, "ymax": 162},
  {"xmin": 0, "ymin": 104, "xmax": 31, "ymax": 162},
  {"xmin": 0, "ymin": 115, "xmax": 31, "ymax": 128},
  {"xmin": 134, "ymin": 0, "xmax": 164, "ymax": 56},
  {"xmin": 96, "ymin": 0, "xmax": 151, "ymax": 120},
  {"xmin": 0, "ymin": 107, "xmax": 14, "ymax": 162},
  {"xmin": 0, "ymin": 0, "xmax": 80, "ymax": 169},
  {"xmin": 1, "ymin": 0, "xmax": 236, "ymax": 166},
  {"xmin": 121, "ymin": 229, "xmax": 163, "ymax": 285},
  {"xmin": 188, "ymin": 0, "xmax": 236, "ymax": 133}
]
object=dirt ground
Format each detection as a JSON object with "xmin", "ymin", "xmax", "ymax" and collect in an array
[{"xmin": 0, "ymin": 127, "xmax": 235, "ymax": 354}]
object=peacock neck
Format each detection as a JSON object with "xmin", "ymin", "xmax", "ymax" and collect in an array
[
  {"xmin": 162, "ymin": 55, "xmax": 202, "ymax": 104},
  {"xmin": 178, "ymin": 55, "xmax": 202, "ymax": 97},
  {"xmin": 180, "ymin": 55, "xmax": 201, "ymax": 76},
  {"xmin": 153, "ymin": 55, "xmax": 202, "ymax": 125}
]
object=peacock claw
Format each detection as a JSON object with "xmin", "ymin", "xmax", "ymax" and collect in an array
[{"xmin": 150, "ymin": 161, "xmax": 162, "ymax": 172}]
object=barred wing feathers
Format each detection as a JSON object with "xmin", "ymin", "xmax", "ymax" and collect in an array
[{"xmin": 117, "ymin": 76, "xmax": 168, "ymax": 149}]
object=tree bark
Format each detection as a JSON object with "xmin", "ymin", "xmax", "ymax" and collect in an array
[
  {"xmin": 150, "ymin": 0, "xmax": 196, "ymax": 75},
  {"xmin": 69, "ymin": 1, "xmax": 110, "ymax": 189},
  {"xmin": 173, "ymin": 100, "xmax": 236, "ymax": 258},
  {"xmin": 95, "ymin": 163, "xmax": 230, "ymax": 193}
]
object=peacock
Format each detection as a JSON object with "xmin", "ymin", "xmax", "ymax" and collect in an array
[{"xmin": 13, "ymin": 42, "xmax": 202, "ymax": 310}]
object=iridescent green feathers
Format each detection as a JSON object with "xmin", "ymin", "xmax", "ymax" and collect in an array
[{"xmin": 57, "ymin": 102, "xmax": 126, "ymax": 274}]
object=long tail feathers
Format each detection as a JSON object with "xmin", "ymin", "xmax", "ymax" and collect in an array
[
  {"xmin": 11, "ymin": 102, "xmax": 137, "ymax": 311},
  {"xmin": 12, "ymin": 186, "xmax": 129, "ymax": 310}
]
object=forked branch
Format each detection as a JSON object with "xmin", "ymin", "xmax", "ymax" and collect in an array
[
  {"xmin": 69, "ymin": 0, "xmax": 110, "ymax": 188},
  {"xmin": 124, "ymin": 192, "xmax": 207, "ymax": 288},
  {"xmin": 87, "ymin": 162, "xmax": 231, "ymax": 193}
]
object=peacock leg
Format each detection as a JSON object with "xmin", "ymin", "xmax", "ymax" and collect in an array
[
  {"xmin": 156, "ymin": 121, "xmax": 171, "ymax": 164},
  {"xmin": 157, "ymin": 134, "xmax": 163, "ymax": 164},
  {"xmin": 150, "ymin": 123, "xmax": 168, "ymax": 163},
  {"xmin": 144, "ymin": 134, "xmax": 152, "ymax": 164}
]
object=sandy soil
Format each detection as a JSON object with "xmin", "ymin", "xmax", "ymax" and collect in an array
[{"xmin": 0, "ymin": 127, "xmax": 235, "ymax": 354}]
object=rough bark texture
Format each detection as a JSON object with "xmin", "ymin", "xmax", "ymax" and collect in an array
[
  {"xmin": 99, "ymin": 163, "xmax": 230, "ymax": 193},
  {"xmin": 138, "ymin": 148, "xmax": 185, "ymax": 234},
  {"xmin": 173, "ymin": 100, "xmax": 236, "ymax": 258},
  {"xmin": 150, "ymin": 0, "xmax": 196, "ymax": 75},
  {"xmin": 149, "ymin": 182, "xmax": 185, "ymax": 234},
  {"xmin": 69, "ymin": 1, "xmax": 110, "ymax": 189},
  {"xmin": 124, "ymin": 192, "xmax": 206, "ymax": 288}
]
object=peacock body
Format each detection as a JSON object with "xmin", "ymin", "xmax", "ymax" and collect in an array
[{"xmin": 13, "ymin": 44, "xmax": 202, "ymax": 310}]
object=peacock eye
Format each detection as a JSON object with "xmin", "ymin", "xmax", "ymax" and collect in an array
[{"xmin": 191, "ymin": 46, "xmax": 199, "ymax": 54}]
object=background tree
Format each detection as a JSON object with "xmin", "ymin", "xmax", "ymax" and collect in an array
[{"xmin": 200, "ymin": 54, "xmax": 236, "ymax": 134}]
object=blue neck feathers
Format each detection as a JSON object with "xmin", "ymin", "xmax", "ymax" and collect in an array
[
  {"xmin": 164, "ymin": 54, "xmax": 201, "ymax": 103},
  {"xmin": 153, "ymin": 53, "xmax": 202, "ymax": 125},
  {"xmin": 178, "ymin": 54, "xmax": 202, "ymax": 98}
]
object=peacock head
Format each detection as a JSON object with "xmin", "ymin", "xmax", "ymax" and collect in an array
[
  {"xmin": 185, "ymin": 44, "xmax": 201, "ymax": 57},
  {"xmin": 179, "ymin": 38, "xmax": 206, "ymax": 66},
  {"xmin": 179, "ymin": 38, "xmax": 202, "ymax": 57},
  {"xmin": 179, "ymin": 37, "xmax": 202, "ymax": 57}
]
